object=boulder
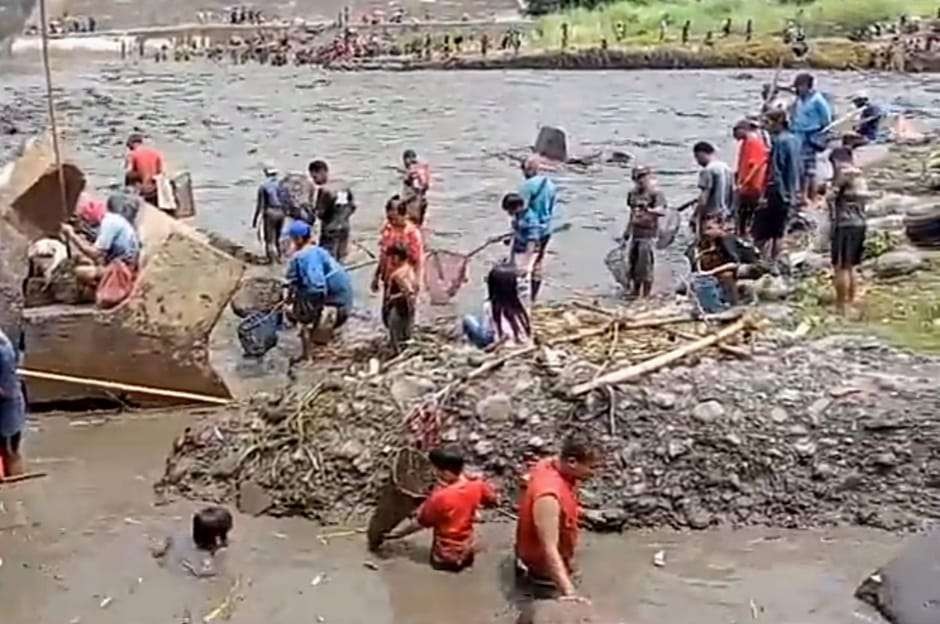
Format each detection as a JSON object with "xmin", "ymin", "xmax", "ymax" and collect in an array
[
  {"xmin": 871, "ymin": 250, "xmax": 925, "ymax": 278},
  {"xmin": 534, "ymin": 126, "xmax": 568, "ymax": 162},
  {"xmin": 856, "ymin": 531, "xmax": 940, "ymax": 624},
  {"xmin": 230, "ymin": 277, "xmax": 283, "ymax": 318},
  {"xmin": 867, "ymin": 194, "xmax": 926, "ymax": 219}
]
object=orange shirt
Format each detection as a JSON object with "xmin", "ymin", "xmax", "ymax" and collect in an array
[
  {"xmin": 736, "ymin": 133, "xmax": 769, "ymax": 199},
  {"xmin": 378, "ymin": 221, "xmax": 424, "ymax": 284},
  {"xmin": 128, "ymin": 146, "xmax": 165, "ymax": 192},
  {"xmin": 515, "ymin": 458, "xmax": 580, "ymax": 579},
  {"xmin": 417, "ymin": 476, "xmax": 498, "ymax": 565}
]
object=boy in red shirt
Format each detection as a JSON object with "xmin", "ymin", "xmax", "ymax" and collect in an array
[{"xmin": 385, "ymin": 447, "xmax": 498, "ymax": 572}]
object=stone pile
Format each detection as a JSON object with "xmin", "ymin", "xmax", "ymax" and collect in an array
[{"xmin": 157, "ymin": 303, "xmax": 940, "ymax": 532}]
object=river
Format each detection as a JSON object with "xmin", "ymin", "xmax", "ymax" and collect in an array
[{"xmin": 4, "ymin": 57, "xmax": 940, "ymax": 308}]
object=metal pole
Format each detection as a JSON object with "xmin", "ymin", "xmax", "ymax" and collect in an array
[{"xmin": 38, "ymin": 0, "xmax": 70, "ymax": 218}]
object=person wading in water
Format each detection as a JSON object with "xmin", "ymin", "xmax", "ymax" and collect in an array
[
  {"xmin": 253, "ymin": 163, "xmax": 285, "ymax": 263},
  {"xmin": 373, "ymin": 196, "xmax": 424, "ymax": 351},
  {"xmin": 384, "ymin": 446, "xmax": 499, "ymax": 572},
  {"xmin": 515, "ymin": 433, "xmax": 598, "ymax": 601},
  {"xmin": 518, "ymin": 156, "xmax": 557, "ymax": 303},
  {"xmin": 124, "ymin": 133, "xmax": 165, "ymax": 207},
  {"xmin": 624, "ymin": 166, "xmax": 667, "ymax": 298},
  {"xmin": 732, "ymin": 118, "xmax": 769, "ymax": 239},
  {"xmin": 401, "ymin": 149, "xmax": 430, "ymax": 227},
  {"xmin": 753, "ymin": 109, "xmax": 801, "ymax": 262}
]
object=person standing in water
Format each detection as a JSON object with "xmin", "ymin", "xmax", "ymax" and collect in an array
[
  {"xmin": 253, "ymin": 164, "xmax": 285, "ymax": 263},
  {"xmin": 0, "ymin": 328, "xmax": 26, "ymax": 477},
  {"xmin": 692, "ymin": 141, "xmax": 733, "ymax": 235},
  {"xmin": 384, "ymin": 447, "xmax": 499, "ymax": 572},
  {"xmin": 790, "ymin": 73, "xmax": 833, "ymax": 207},
  {"xmin": 624, "ymin": 166, "xmax": 667, "ymax": 298},
  {"xmin": 518, "ymin": 156, "xmax": 557, "ymax": 303},
  {"xmin": 850, "ymin": 91, "xmax": 885, "ymax": 144},
  {"xmin": 402, "ymin": 149, "xmax": 430, "ymax": 227},
  {"xmin": 515, "ymin": 433, "xmax": 599, "ymax": 600},
  {"xmin": 502, "ymin": 192, "xmax": 541, "ymax": 307},
  {"xmin": 381, "ymin": 243, "xmax": 419, "ymax": 352},
  {"xmin": 310, "ymin": 160, "xmax": 356, "ymax": 263},
  {"xmin": 827, "ymin": 147, "xmax": 871, "ymax": 315},
  {"xmin": 125, "ymin": 133, "xmax": 165, "ymax": 207},
  {"xmin": 733, "ymin": 118, "xmax": 769, "ymax": 239},
  {"xmin": 462, "ymin": 262, "xmax": 533, "ymax": 350},
  {"xmin": 753, "ymin": 109, "xmax": 801, "ymax": 261}
]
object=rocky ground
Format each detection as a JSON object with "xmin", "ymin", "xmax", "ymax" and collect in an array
[{"xmin": 157, "ymin": 297, "xmax": 940, "ymax": 533}]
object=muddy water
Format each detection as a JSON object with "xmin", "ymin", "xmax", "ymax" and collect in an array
[
  {"xmin": 4, "ymin": 58, "xmax": 940, "ymax": 309},
  {"xmin": 0, "ymin": 413, "xmax": 899, "ymax": 624}
]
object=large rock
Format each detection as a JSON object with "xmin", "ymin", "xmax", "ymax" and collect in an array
[
  {"xmin": 856, "ymin": 531, "xmax": 940, "ymax": 624},
  {"xmin": 534, "ymin": 126, "xmax": 568, "ymax": 162},
  {"xmin": 871, "ymin": 250, "xmax": 925, "ymax": 278}
]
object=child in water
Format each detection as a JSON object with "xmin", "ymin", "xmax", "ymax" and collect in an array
[
  {"xmin": 384, "ymin": 446, "xmax": 498, "ymax": 572},
  {"xmin": 152, "ymin": 506, "xmax": 233, "ymax": 578},
  {"xmin": 462, "ymin": 262, "xmax": 532, "ymax": 350},
  {"xmin": 382, "ymin": 242, "xmax": 418, "ymax": 352}
]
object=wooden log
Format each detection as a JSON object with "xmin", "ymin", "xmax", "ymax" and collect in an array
[
  {"xmin": 666, "ymin": 328, "xmax": 751, "ymax": 359},
  {"xmin": 16, "ymin": 368, "xmax": 232, "ymax": 405},
  {"xmin": 570, "ymin": 318, "xmax": 749, "ymax": 396},
  {"xmin": 547, "ymin": 315, "xmax": 695, "ymax": 347},
  {"xmin": 0, "ymin": 471, "xmax": 48, "ymax": 485}
]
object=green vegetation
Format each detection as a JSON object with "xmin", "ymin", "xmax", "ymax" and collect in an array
[
  {"xmin": 795, "ymin": 260, "xmax": 940, "ymax": 354},
  {"xmin": 533, "ymin": 0, "xmax": 937, "ymax": 48}
]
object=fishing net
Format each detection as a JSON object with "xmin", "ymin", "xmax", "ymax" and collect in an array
[
  {"xmin": 604, "ymin": 246, "xmax": 630, "ymax": 291},
  {"xmin": 366, "ymin": 447, "xmax": 434, "ymax": 551},
  {"xmin": 424, "ymin": 249, "xmax": 471, "ymax": 305}
]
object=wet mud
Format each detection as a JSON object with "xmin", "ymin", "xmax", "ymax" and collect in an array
[{"xmin": 0, "ymin": 413, "xmax": 902, "ymax": 623}]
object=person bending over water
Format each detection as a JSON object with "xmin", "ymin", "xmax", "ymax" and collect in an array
[{"xmin": 463, "ymin": 262, "xmax": 533, "ymax": 350}]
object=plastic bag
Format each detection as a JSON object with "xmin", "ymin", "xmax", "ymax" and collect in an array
[{"xmin": 95, "ymin": 260, "xmax": 136, "ymax": 309}]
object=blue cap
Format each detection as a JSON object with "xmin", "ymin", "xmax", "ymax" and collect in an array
[{"xmin": 287, "ymin": 220, "xmax": 311, "ymax": 240}]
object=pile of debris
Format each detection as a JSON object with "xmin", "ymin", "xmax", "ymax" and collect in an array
[{"xmin": 156, "ymin": 301, "xmax": 940, "ymax": 532}]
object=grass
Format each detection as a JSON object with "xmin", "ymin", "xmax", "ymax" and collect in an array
[
  {"xmin": 795, "ymin": 259, "xmax": 940, "ymax": 354},
  {"xmin": 532, "ymin": 0, "xmax": 938, "ymax": 49}
]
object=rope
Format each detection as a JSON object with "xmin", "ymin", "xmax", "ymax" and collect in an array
[{"xmin": 38, "ymin": 0, "xmax": 70, "ymax": 218}]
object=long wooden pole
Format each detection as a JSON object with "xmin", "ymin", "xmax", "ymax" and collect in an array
[
  {"xmin": 38, "ymin": 0, "xmax": 70, "ymax": 218},
  {"xmin": 16, "ymin": 368, "xmax": 232, "ymax": 405},
  {"xmin": 570, "ymin": 318, "xmax": 749, "ymax": 396}
]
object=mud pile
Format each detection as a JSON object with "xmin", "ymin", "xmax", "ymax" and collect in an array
[{"xmin": 157, "ymin": 302, "xmax": 940, "ymax": 531}]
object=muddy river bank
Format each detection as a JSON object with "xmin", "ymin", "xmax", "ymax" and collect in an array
[{"xmin": 0, "ymin": 412, "xmax": 900, "ymax": 624}]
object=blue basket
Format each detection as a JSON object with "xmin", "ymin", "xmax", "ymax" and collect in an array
[
  {"xmin": 691, "ymin": 275, "xmax": 728, "ymax": 314},
  {"xmin": 237, "ymin": 310, "xmax": 282, "ymax": 358}
]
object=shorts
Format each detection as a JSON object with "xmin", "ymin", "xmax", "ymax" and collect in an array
[
  {"xmin": 800, "ymin": 142, "xmax": 818, "ymax": 178},
  {"xmin": 291, "ymin": 291, "xmax": 326, "ymax": 326},
  {"xmin": 532, "ymin": 235, "xmax": 551, "ymax": 279},
  {"xmin": 751, "ymin": 193, "xmax": 790, "ymax": 242},
  {"xmin": 831, "ymin": 225, "xmax": 866, "ymax": 269},
  {"xmin": 0, "ymin": 431, "xmax": 22, "ymax": 455},
  {"xmin": 320, "ymin": 230, "xmax": 350, "ymax": 263},
  {"xmin": 736, "ymin": 195, "xmax": 760, "ymax": 236},
  {"xmin": 627, "ymin": 237, "xmax": 655, "ymax": 285}
]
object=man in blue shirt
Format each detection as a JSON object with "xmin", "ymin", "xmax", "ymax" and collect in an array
[
  {"xmin": 0, "ymin": 328, "xmax": 26, "ymax": 477},
  {"xmin": 252, "ymin": 164, "xmax": 285, "ymax": 264},
  {"xmin": 791, "ymin": 73, "xmax": 833, "ymax": 207},
  {"xmin": 62, "ymin": 196, "xmax": 141, "ymax": 290},
  {"xmin": 518, "ymin": 155, "xmax": 557, "ymax": 302},
  {"xmin": 285, "ymin": 221, "xmax": 352, "ymax": 361},
  {"xmin": 753, "ymin": 109, "xmax": 802, "ymax": 261},
  {"xmin": 851, "ymin": 92, "xmax": 884, "ymax": 144}
]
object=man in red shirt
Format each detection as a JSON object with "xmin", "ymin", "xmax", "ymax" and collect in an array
[
  {"xmin": 125, "ymin": 133, "xmax": 165, "ymax": 207},
  {"xmin": 515, "ymin": 434, "xmax": 598, "ymax": 600},
  {"xmin": 733, "ymin": 118, "xmax": 769, "ymax": 239},
  {"xmin": 385, "ymin": 447, "xmax": 498, "ymax": 571}
]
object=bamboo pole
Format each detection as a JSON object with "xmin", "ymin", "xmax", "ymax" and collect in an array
[
  {"xmin": 16, "ymin": 368, "xmax": 232, "ymax": 405},
  {"xmin": 570, "ymin": 317, "xmax": 749, "ymax": 396},
  {"xmin": 39, "ymin": 0, "xmax": 70, "ymax": 219}
]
